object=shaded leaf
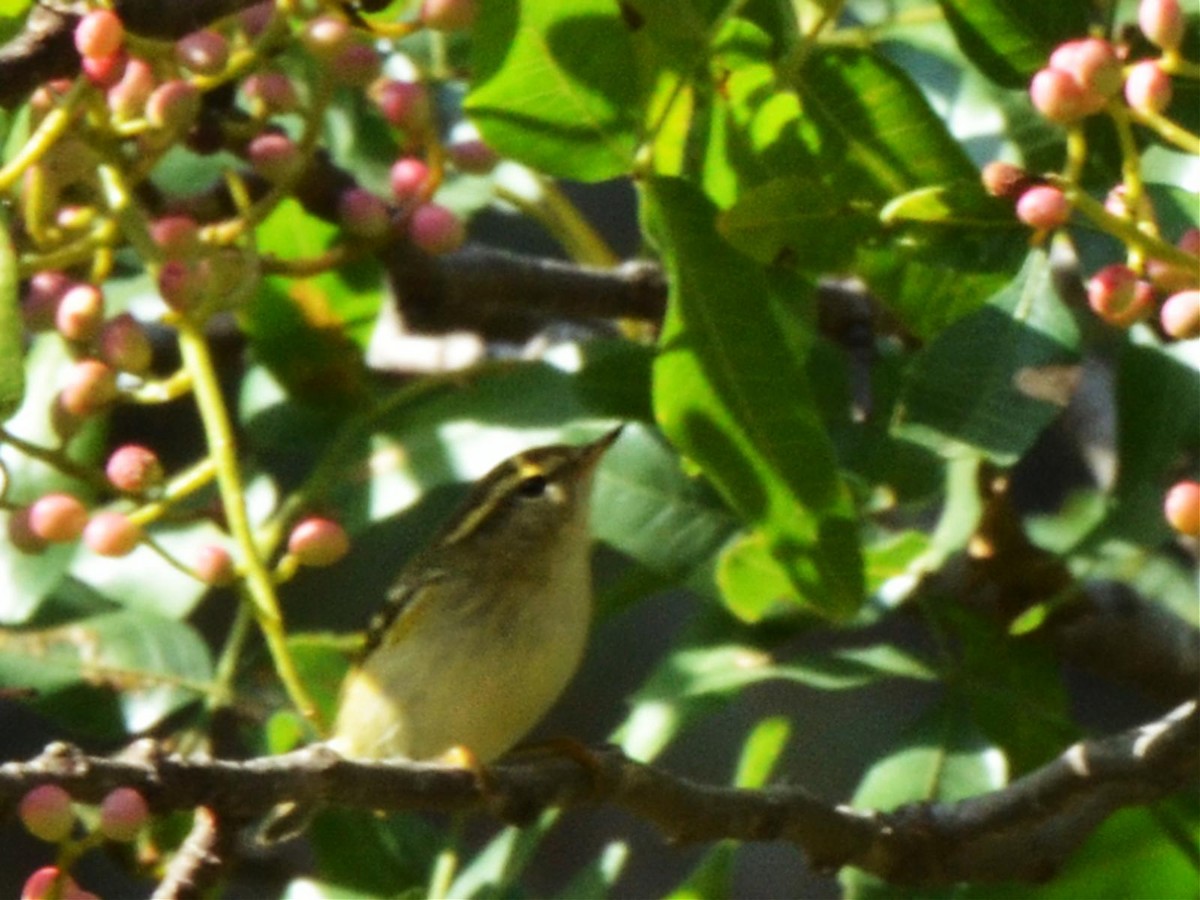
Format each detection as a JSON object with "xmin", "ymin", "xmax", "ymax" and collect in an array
[
  {"xmin": 646, "ymin": 177, "xmax": 863, "ymax": 618},
  {"xmin": 892, "ymin": 249, "xmax": 1081, "ymax": 464}
]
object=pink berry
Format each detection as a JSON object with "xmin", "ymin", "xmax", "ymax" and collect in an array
[
  {"xmin": 390, "ymin": 157, "xmax": 431, "ymax": 203},
  {"xmin": 98, "ymin": 787, "xmax": 149, "ymax": 842},
  {"xmin": 447, "ymin": 137, "xmax": 498, "ymax": 174},
  {"xmin": 1164, "ymin": 480, "xmax": 1200, "ymax": 536},
  {"xmin": 99, "ymin": 313, "xmax": 153, "ymax": 374},
  {"xmin": 176, "ymin": 29, "xmax": 229, "ymax": 76},
  {"xmin": 20, "ymin": 866, "xmax": 97, "ymax": 900},
  {"xmin": 372, "ymin": 80, "xmax": 430, "ymax": 131},
  {"xmin": 1049, "ymin": 38, "xmax": 1122, "ymax": 99},
  {"xmin": 83, "ymin": 511, "xmax": 142, "ymax": 557},
  {"xmin": 1160, "ymin": 290, "xmax": 1200, "ymax": 339},
  {"xmin": 1030, "ymin": 67, "xmax": 1096, "ymax": 124},
  {"xmin": 248, "ymin": 132, "xmax": 303, "ymax": 183},
  {"xmin": 330, "ymin": 42, "xmax": 380, "ymax": 87},
  {"xmin": 408, "ymin": 202, "xmax": 465, "ymax": 255},
  {"xmin": 239, "ymin": 1, "xmax": 274, "ymax": 38},
  {"xmin": 195, "ymin": 544, "xmax": 236, "ymax": 586},
  {"xmin": 981, "ymin": 161, "xmax": 1031, "ymax": 199},
  {"xmin": 23, "ymin": 271, "xmax": 72, "ymax": 331},
  {"xmin": 74, "ymin": 10, "xmax": 124, "ymax": 60},
  {"xmin": 421, "ymin": 0, "xmax": 477, "ymax": 31},
  {"xmin": 19, "ymin": 785, "xmax": 74, "ymax": 842},
  {"xmin": 1015, "ymin": 185, "xmax": 1071, "ymax": 229},
  {"xmin": 55, "ymin": 283, "xmax": 104, "ymax": 342},
  {"xmin": 106, "ymin": 444, "xmax": 163, "ymax": 493},
  {"xmin": 339, "ymin": 187, "xmax": 390, "ymax": 237},
  {"xmin": 1087, "ymin": 264, "xmax": 1154, "ymax": 327},
  {"xmin": 59, "ymin": 359, "xmax": 117, "ymax": 416},
  {"xmin": 288, "ymin": 517, "xmax": 350, "ymax": 567},
  {"xmin": 1124, "ymin": 61, "xmax": 1172, "ymax": 114},
  {"xmin": 107, "ymin": 57, "xmax": 155, "ymax": 120},
  {"xmin": 146, "ymin": 80, "xmax": 201, "ymax": 133},
  {"xmin": 1139, "ymin": 0, "xmax": 1184, "ymax": 51},
  {"xmin": 28, "ymin": 494, "xmax": 88, "ymax": 543}
]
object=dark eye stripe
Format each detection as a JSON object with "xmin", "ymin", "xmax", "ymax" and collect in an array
[{"xmin": 517, "ymin": 474, "xmax": 548, "ymax": 498}]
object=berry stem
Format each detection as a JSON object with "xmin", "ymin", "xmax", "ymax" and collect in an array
[
  {"xmin": 0, "ymin": 80, "xmax": 87, "ymax": 191},
  {"xmin": 176, "ymin": 319, "xmax": 322, "ymax": 729},
  {"xmin": 1126, "ymin": 105, "xmax": 1200, "ymax": 154},
  {"xmin": 1047, "ymin": 175, "xmax": 1197, "ymax": 269},
  {"xmin": 0, "ymin": 426, "xmax": 109, "ymax": 491},
  {"xmin": 126, "ymin": 457, "xmax": 216, "ymax": 527},
  {"xmin": 494, "ymin": 175, "xmax": 617, "ymax": 267}
]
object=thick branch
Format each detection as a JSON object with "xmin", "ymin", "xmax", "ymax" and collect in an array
[{"xmin": 2, "ymin": 700, "xmax": 1196, "ymax": 886}]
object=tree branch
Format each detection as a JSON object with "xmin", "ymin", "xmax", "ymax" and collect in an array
[{"xmin": 2, "ymin": 700, "xmax": 1196, "ymax": 886}]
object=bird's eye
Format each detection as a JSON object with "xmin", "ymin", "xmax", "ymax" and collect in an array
[{"xmin": 516, "ymin": 474, "xmax": 548, "ymax": 498}]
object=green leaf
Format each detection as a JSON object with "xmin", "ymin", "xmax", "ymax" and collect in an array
[
  {"xmin": 788, "ymin": 46, "xmax": 976, "ymax": 200},
  {"xmin": 937, "ymin": 0, "xmax": 1089, "ymax": 89},
  {"xmin": 556, "ymin": 842, "xmax": 629, "ymax": 900},
  {"xmin": 735, "ymin": 715, "xmax": 791, "ymax": 789},
  {"xmin": 0, "ymin": 608, "xmax": 213, "ymax": 733},
  {"xmin": 0, "ymin": 214, "xmax": 21, "ymax": 418},
  {"xmin": 892, "ymin": 249, "xmax": 1081, "ymax": 464},
  {"xmin": 646, "ymin": 177, "xmax": 863, "ymax": 618},
  {"xmin": 717, "ymin": 174, "xmax": 877, "ymax": 271},
  {"xmin": 668, "ymin": 844, "xmax": 735, "ymax": 900},
  {"xmin": 466, "ymin": 0, "xmax": 642, "ymax": 180},
  {"xmin": 716, "ymin": 530, "xmax": 799, "ymax": 623},
  {"xmin": 308, "ymin": 810, "xmax": 442, "ymax": 898}
]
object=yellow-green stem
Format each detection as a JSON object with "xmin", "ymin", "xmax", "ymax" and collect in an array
[
  {"xmin": 210, "ymin": 600, "xmax": 255, "ymax": 711},
  {"xmin": 176, "ymin": 319, "xmax": 322, "ymax": 728},
  {"xmin": 126, "ymin": 457, "xmax": 216, "ymax": 528},
  {"xmin": 0, "ymin": 80, "xmax": 87, "ymax": 191},
  {"xmin": 1127, "ymin": 106, "xmax": 1200, "ymax": 155}
]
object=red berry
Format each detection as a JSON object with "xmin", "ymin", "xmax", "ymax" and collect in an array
[
  {"xmin": 422, "ymin": 0, "xmax": 477, "ymax": 31},
  {"xmin": 408, "ymin": 202, "xmax": 465, "ymax": 255},
  {"xmin": 19, "ymin": 785, "xmax": 74, "ymax": 842},
  {"xmin": 195, "ymin": 545, "xmax": 236, "ymax": 586},
  {"xmin": 55, "ymin": 283, "xmax": 104, "ymax": 342},
  {"xmin": 176, "ymin": 29, "xmax": 229, "ymax": 76},
  {"xmin": 82, "ymin": 52, "xmax": 126, "ymax": 88},
  {"xmin": 28, "ymin": 494, "xmax": 88, "ymax": 543},
  {"xmin": 239, "ymin": 2, "xmax": 274, "ymax": 38},
  {"xmin": 158, "ymin": 259, "xmax": 205, "ymax": 311},
  {"xmin": 1164, "ymin": 480, "xmax": 1200, "ymax": 536},
  {"xmin": 1030, "ymin": 67, "xmax": 1096, "ymax": 124},
  {"xmin": 390, "ymin": 157, "xmax": 431, "ymax": 204},
  {"xmin": 106, "ymin": 444, "xmax": 163, "ymax": 493},
  {"xmin": 339, "ymin": 187, "xmax": 390, "ymax": 237},
  {"xmin": 288, "ymin": 517, "xmax": 350, "ymax": 567},
  {"xmin": 98, "ymin": 787, "xmax": 149, "ymax": 842},
  {"xmin": 1139, "ymin": 0, "xmax": 1184, "ymax": 51},
  {"xmin": 1015, "ymin": 185, "xmax": 1071, "ymax": 229},
  {"xmin": 1087, "ymin": 264, "xmax": 1154, "ymax": 327},
  {"xmin": 1124, "ymin": 61, "xmax": 1172, "ymax": 115},
  {"xmin": 83, "ymin": 511, "xmax": 143, "ymax": 557},
  {"xmin": 1160, "ymin": 290, "xmax": 1200, "ymax": 339},
  {"xmin": 74, "ymin": 10, "xmax": 124, "ymax": 60}
]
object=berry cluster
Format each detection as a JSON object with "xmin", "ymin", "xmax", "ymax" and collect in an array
[{"xmin": 981, "ymin": 0, "xmax": 1198, "ymax": 537}]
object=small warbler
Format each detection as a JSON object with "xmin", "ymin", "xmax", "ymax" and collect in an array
[{"xmin": 329, "ymin": 426, "xmax": 622, "ymax": 763}]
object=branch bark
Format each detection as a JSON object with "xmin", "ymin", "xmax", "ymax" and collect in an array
[{"xmin": 2, "ymin": 700, "xmax": 1196, "ymax": 887}]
